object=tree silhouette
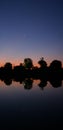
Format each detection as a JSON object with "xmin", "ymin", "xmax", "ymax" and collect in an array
[
  {"xmin": 24, "ymin": 58, "xmax": 33, "ymax": 69},
  {"xmin": 0, "ymin": 58, "xmax": 62, "ymax": 83},
  {"xmin": 49, "ymin": 60, "xmax": 62, "ymax": 71},
  {"xmin": 38, "ymin": 57, "xmax": 47, "ymax": 68},
  {"xmin": 4, "ymin": 62, "xmax": 12, "ymax": 70},
  {"xmin": 3, "ymin": 62, "xmax": 12, "ymax": 78}
]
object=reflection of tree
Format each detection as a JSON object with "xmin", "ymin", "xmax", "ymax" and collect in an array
[
  {"xmin": 0, "ymin": 77, "xmax": 62, "ymax": 89},
  {"xmin": 4, "ymin": 78, "xmax": 12, "ymax": 86},
  {"xmin": 50, "ymin": 79, "xmax": 62, "ymax": 88},
  {"xmin": 38, "ymin": 79, "xmax": 47, "ymax": 90},
  {"xmin": 23, "ymin": 79, "xmax": 33, "ymax": 90}
]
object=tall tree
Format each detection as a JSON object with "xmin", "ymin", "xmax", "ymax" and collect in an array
[
  {"xmin": 24, "ymin": 58, "xmax": 33, "ymax": 69},
  {"xmin": 38, "ymin": 57, "xmax": 47, "ymax": 68}
]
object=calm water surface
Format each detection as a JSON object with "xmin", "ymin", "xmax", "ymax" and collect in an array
[{"xmin": 0, "ymin": 80, "xmax": 63, "ymax": 129}]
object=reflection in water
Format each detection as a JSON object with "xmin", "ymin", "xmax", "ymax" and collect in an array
[
  {"xmin": 38, "ymin": 79, "xmax": 47, "ymax": 90},
  {"xmin": 23, "ymin": 79, "xmax": 33, "ymax": 90},
  {"xmin": 0, "ymin": 79, "xmax": 63, "ymax": 129},
  {"xmin": 4, "ymin": 78, "xmax": 12, "ymax": 86},
  {"xmin": 50, "ymin": 79, "xmax": 62, "ymax": 88},
  {"xmin": 0, "ymin": 77, "xmax": 62, "ymax": 90}
]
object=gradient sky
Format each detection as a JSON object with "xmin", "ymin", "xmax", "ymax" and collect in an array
[{"xmin": 0, "ymin": 0, "xmax": 63, "ymax": 66}]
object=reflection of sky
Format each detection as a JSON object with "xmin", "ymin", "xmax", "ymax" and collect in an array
[{"xmin": 0, "ymin": 0, "xmax": 63, "ymax": 66}]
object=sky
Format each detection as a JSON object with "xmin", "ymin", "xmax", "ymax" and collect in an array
[{"xmin": 0, "ymin": 0, "xmax": 63, "ymax": 66}]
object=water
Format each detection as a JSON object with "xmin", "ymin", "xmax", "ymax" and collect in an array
[{"xmin": 0, "ymin": 79, "xmax": 63, "ymax": 129}]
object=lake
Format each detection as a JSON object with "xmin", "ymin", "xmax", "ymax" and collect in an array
[{"xmin": 0, "ymin": 79, "xmax": 63, "ymax": 129}]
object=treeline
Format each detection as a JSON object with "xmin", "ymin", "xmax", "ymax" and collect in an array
[{"xmin": 0, "ymin": 57, "xmax": 63, "ymax": 81}]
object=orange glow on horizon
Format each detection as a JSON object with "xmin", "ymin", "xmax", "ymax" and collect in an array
[{"xmin": 0, "ymin": 59, "xmax": 63, "ymax": 67}]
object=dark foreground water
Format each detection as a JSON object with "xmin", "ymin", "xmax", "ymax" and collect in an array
[{"xmin": 0, "ymin": 79, "xmax": 63, "ymax": 129}]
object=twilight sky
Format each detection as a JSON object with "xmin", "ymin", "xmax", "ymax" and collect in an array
[{"xmin": 0, "ymin": 0, "xmax": 63, "ymax": 66}]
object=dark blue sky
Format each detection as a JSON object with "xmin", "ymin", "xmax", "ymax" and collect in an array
[{"xmin": 0, "ymin": 0, "xmax": 63, "ymax": 66}]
